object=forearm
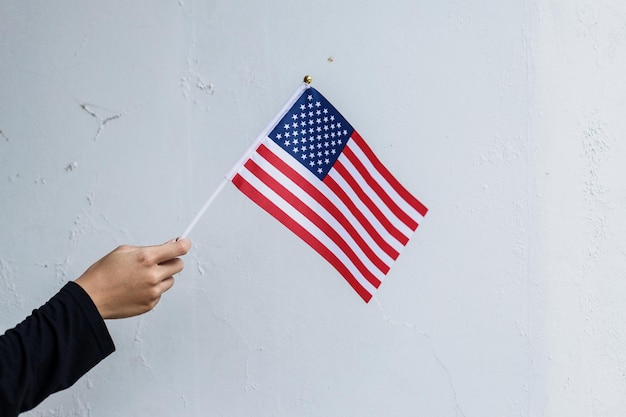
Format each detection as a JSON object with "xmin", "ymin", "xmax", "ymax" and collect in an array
[{"xmin": 0, "ymin": 282, "xmax": 115, "ymax": 416}]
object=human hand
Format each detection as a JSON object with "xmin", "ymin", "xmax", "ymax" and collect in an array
[{"xmin": 75, "ymin": 238, "xmax": 191, "ymax": 319}]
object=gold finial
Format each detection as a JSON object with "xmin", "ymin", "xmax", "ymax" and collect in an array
[{"xmin": 303, "ymin": 75, "xmax": 313, "ymax": 85}]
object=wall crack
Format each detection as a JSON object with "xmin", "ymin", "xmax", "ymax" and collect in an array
[
  {"xmin": 374, "ymin": 299, "xmax": 468, "ymax": 417},
  {"xmin": 79, "ymin": 103, "xmax": 123, "ymax": 141}
]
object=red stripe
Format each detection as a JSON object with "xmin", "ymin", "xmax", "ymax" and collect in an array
[
  {"xmin": 323, "ymin": 174, "xmax": 400, "ymax": 261},
  {"xmin": 232, "ymin": 173, "xmax": 373, "ymax": 302},
  {"xmin": 243, "ymin": 158, "xmax": 382, "ymax": 288},
  {"xmin": 257, "ymin": 144, "xmax": 391, "ymax": 274},
  {"xmin": 350, "ymin": 131, "xmax": 428, "ymax": 217},
  {"xmin": 342, "ymin": 144, "xmax": 419, "ymax": 231},
  {"xmin": 333, "ymin": 160, "xmax": 409, "ymax": 246}
]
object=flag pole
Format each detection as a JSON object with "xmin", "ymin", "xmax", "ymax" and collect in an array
[
  {"xmin": 224, "ymin": 78, "xmax": 310, "ymax": 180},
  {"xmin": 180, "ymin": 177, "xmax": 228, "ymax": 238},
  {"xmin": 179, "ymin": 76, "xmax": 313, "ymax": 239}
]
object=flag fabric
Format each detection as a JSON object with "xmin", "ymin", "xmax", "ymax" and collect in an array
[{"xmin": 227, "ymin": 84, "xmax": 427, "ymax": 302}]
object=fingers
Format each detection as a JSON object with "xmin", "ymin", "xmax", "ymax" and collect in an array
[
  {"xmin": 158, "ymin": 257, "xmax": 185, "ymax": 278},
  {"xmin": 158, "ymin": 276, "xmax": 175, "ymax": 294},
  {"xmin": 151, "ymin": 238, "xmax": 191, "ymax": 264}
]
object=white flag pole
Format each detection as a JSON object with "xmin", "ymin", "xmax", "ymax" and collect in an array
[
  {"xmin": 179, "ymin": 77, "xmax": 312, "ymax": 239},
  {"xmin": 180, "ymin": 177, "xmax": 228, "ymax": 239}
]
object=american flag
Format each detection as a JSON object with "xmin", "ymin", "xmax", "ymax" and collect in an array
[{"xmin": 228, "ymin": 84, "xmax": 427, "ymax": 302}]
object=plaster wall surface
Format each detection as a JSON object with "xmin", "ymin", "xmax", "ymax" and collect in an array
[{"xmin": 1, "ymin": 1, "xmax": 626, "ymax": 416}]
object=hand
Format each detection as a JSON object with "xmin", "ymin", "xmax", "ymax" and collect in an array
[{"xmin": 75, "ymin": 238, "xmax": 191, "ymax": 319}]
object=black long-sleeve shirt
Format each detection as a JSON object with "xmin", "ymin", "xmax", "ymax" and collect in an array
[{"xmin": 0, "ymin": 282, "xmax": 115, "ymax": 416}]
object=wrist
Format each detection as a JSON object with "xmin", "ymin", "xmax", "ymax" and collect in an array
[{"xmin": 74, "ymin": 276, "xmax": 108, "ymax": 319}]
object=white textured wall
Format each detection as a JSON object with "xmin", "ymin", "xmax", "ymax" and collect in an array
[
  {"xmin": 531, "ymin": 2, "xmax": 626, "ymax": 415},
  {"xmin": 1, "ymin": 1, "xmax": 626, "ymax": 416}
]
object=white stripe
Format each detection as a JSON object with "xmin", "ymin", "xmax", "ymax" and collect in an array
[
  {"xmin": 337, "ymin": 151, "xmax": 414, "ymax": 239},
  {"xmin": 238, "ymin": 162, "xmax": 378, "ymax": 296},
  {"xmin": 249, "ymin": 148, "xmax": 390, "ymax": 279},
  {"xmin": 347, "ymin": 140, "xmax": 425, "ymax": 222},
  {"xmin": 327, "ymin": 168, "xmax": 406, "ymax": 253},
  {"xmin": 264, "ymin": 139, "xmax": 397, "ymax": 265}
]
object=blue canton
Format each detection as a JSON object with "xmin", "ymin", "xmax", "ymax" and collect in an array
[{"xmin": 269, "ymin": 87, "xmax": 354, "ymax": 180}]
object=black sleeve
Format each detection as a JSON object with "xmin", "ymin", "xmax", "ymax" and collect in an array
[{"xmin": 0, "ymin": 281, "xmax": 116, "ymax": 416}]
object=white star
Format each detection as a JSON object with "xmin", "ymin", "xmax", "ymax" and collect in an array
[
  {"xmin": 324, "ymin": 142, "xmax": 329, "ymax": 148},
  {"xmin": 330, "ymin": 115, "xmax": 335, "ymax": 121},
  {"xmin": 284, "ymin": 123, "xmax": 290, "ymax": 130},
  {"xmin": 317, "ymin": 168, "xmax": 323, "ymax": 174},
  {"xmin": 292, "ymin": 137, "xmax": 298, "ymax": 144},
  {"xmin": 316, "ymin": 110, "xmax": 321, "ymax": 115},
  {"xmin": 337, "ymin": 139, "xmax": 342, "ymax": 145},
  {"xmin": 300, "ymin": 112, "xmax": 306, "ymax": 119},
  {"xmin": 330, "ymin": 124, "xmax": 335, "ymax": 130},
  {"xmin": 309, "ymin": 144, "xmax": 315, "ymax": 150},
  {"xmin": 293, "ymin": 130, "xmax": 299, "ymax": 137},
  {"xmin": 331, "ymin": 140, "xmax": 336, "ymax": 146},
  {"xmin": 331, "ymin": 149, "xmax": 336, "ymax": 154},
  {"xmin": 284, "ymin": 140, "xmax": 291, "ymax": 146},
  {"xmin": 276, "ymin": 133, "xmax": 282, "ymax": 139},
  {"xmin": 300, "ymin": 104, "xmax": 306, "ymax": 110},
  {"xmin": 301, "ymin": 145, "xmax": 306, "ymax": 152},
  {"xmin": 301, "ymin": 154, "xmax": 307, "ymax": 160},
  {"xmin": 292, "ymin": 122, "xmax": 298, "ymax": 129},
  {"xmin": 315, "ymin": 101, "xmax": 321, "ymax": 107},
  {"xmin": 293, "ymin": 147, "xmax": 299, "ymax": 153},
  {"xmin": 292, "ymin": 114, "xmax": 298, "ymax": 120},
  {"xmin": 309, "ymin": 161, "xmax": 315, "ymax": 167},
  {"xmin": 309, "ymin": 152, "xmax": 314, "ymax": 158},
  {"xmin": 330, "ymin": 132, "xmax": 336, "ymax": 138},
  {"xmin": 324, "ymin": 133, "xmax": 330, "ymax": 140},
  {"xmin": 323, "ymin": 108, "xmax": 328, "ymax": 114},
  {"xmin": 285, "ymin": 132, "xmax": 291, "ymax": 138},
  {"xmin": 307, "ymin": 95, "xmax": 313, "ymax": 101},
  {"xmin": 324, "ymin": 158, "xmax": 330, "ymax": 164}
]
